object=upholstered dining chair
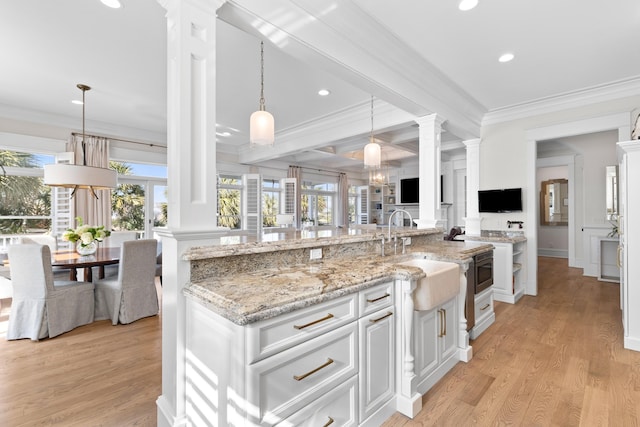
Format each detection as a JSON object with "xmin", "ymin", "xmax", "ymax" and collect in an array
[
  {"xmin": 7, "ymin": 244, "xmax": 95, "ymax": 341},
  {"xmin": 94, "ymin": 239, "xmax": 159, "ymax": 325}
]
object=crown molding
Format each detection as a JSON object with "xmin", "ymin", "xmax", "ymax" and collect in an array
[{"xmin": 483, "ymin": 76, "xmax": 640, "ymax": 126}]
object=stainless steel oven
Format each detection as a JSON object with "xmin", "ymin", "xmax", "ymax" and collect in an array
[
  {"xmin": 474, "ymin": 251, "xmax": 494, "ymax": 294},
  {"xmin": 465, "ymin": 250, "xmax": 494, "ymax": 333}
]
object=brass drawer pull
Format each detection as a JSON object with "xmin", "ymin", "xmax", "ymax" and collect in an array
[
  {"xmin": 293, "ymin": 358, "xmax": 334, "ymax": 381},
  {"xmin": 442, "ymin": 308, "xmax": 447, "ymax": 336},
  {"xmin": 480, "ymin": 303, "xmax": 490, "ymax": 311},
  {"xmin": 294, "ymin": 313, "xmax": 334, "ymax": 330},
  {"xmin": 370, "ymin": 311, "xmax": 393, "ymax": 323},
  {"xmin": 367, "ymin": 293, "xmax": 390, "ymax": 303},
  {"xmin": 323, "ymin": 416, "xmax": 334, "ymax": 427}
]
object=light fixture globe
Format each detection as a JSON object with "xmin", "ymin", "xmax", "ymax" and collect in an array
[
  {"xmin": 363, "ymin": 138, "xmax": 381, "ymax": 169},
  {"xmin": 249, "ymin": 41, "xmax": 274, "ymax": 147},
  {"xmin": 250, "ymin": 109, "xmax": 274, "ymax": 147}
]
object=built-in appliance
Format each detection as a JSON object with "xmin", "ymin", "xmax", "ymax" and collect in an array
[
  {"xmin": 478, "ymin": 187, "xmax": 523, "ymax": 212},
  {"xmin": 464, "ymin": 250, "xmax": 494, "ymax": 332}
]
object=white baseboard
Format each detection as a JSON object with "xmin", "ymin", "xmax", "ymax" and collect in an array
[{"xmin": 537, "ymin": 248, "xmax": 568, "ymax": 258}]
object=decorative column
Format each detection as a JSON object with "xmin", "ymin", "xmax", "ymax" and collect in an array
[
  {"xmin": 414, "ymin": 114, "xmax": 445, "ymax": 229},
  {"xmin": 463, "ymin": 138, "xmax": 482, "ymax": 236},
  {"xmin": 156, "ymin": 1, "xmax": 228, "ymax": 426}
]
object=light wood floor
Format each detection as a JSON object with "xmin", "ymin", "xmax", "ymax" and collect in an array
[
  {"xmin": 383, "ymin": 257, "xmax": 640, "ymax": 426},
  {"xmin": 0, "ymin": 259, "xmax": 638, "ymax": 426}
]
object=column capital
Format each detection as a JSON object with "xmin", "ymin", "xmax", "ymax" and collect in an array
[
  {"xmin": 158, "ymin": 0, "xmax": 225, "ymax": 13},
  {"xmin": 414, "ymin": 113, "xmax": 446, "ymax": 129},
  {"xmin": 462, "ymin": 138, "xmax": 481, "ymax": 148}
]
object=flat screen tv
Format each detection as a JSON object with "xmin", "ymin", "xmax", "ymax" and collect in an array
[
  {"xmin": 478, "ymin": 188, "xmax": 522, "ymax": 212},
  {"xmin": 400, "ymin": 177, "xmax": 419, "ymax": 204}
]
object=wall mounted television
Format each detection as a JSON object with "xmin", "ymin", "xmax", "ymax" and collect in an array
[
  {"xmin": 478, "ymin": 188, "xmax": 523, "ymax": 212},
  {"xmin": 400, "ymin": 177, "xmax": 419, "ymax": 204}
]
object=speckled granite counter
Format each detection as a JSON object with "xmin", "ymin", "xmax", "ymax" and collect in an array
[
  {"xmin": 455, "ymin": 230, "xmax": 527, "ymax": 244},
  {"xmin": 183, "ymin": 228, "xmax": 493, "ymax": 325}
]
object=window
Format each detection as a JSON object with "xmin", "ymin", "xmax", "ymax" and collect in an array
[
  {"xmin": 0, "ymin": 150, "xmax": 52, "ymax": 236},
  {"xmin": 262, "ymin": 179, "xmax": 280, "ymax": 227},
  {"xmin": 301, "ymin": 180, "xmax": 336, "ymax": 226},
  {"xmin": 110, "ymin": 161, "xmax": 167, "ymax": 239},
  {"xmin": 348, "ymin": 185, "xmax": 358, "ymax": 224},
  {"xmin": 218, "ymin": 175, "xmax": 242, "ymax": 229}
]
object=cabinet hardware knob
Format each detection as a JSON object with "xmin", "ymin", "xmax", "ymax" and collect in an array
[
  {"xmin": 438, "ymin": 309, "xmax": 444, "ymax": 337},
  {"xmin": 617, "ymin": 245, "xmax": 623, "ymax": 268},
  {"xmin": 370, "ymin": 311, "xmax": 393, "ymax": 323},
  {"xmin": 367, "ymin": 293, "xmax": 390, "ymax": 303},
  {"xmin": 293, "ymin": 313, "xmax": 334, "ymax": 330},
  {"xmin": 480, "ymin": 303, "xmax": 490, "ymax": 311},
  {"xmin": 323, "ymin": 417, "xmax": 335, "ymax": 427},
  {"xmin": 293, "ymin": 358, "xmax": 334, "ymax": 381}
]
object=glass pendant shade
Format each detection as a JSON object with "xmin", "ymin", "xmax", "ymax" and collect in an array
[
  {"xmin": 363, "ymin": 138, "xmax": 381, "ymax": 169},
  {"xmin": 249, "ymin": 41, "xmax": 274, "ymax": 147},
  {"xmin": 250, "ymin": 109, "xmax": 275, "ymax": 147}
]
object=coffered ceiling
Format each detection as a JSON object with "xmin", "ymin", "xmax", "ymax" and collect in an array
[{"xmin": 1, "ymin": 0, "xmax": 639, "ymax": 173}]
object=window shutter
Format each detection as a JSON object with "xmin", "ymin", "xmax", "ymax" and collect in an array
[
  {"xmin": 358, "ymin": 185, "xmax": 369, "ymax": 224},
  {"xmin": 279, "ymin": 178, "xmax": 297, "ymax": 220},
  {"xmin": 243, "ymin": 174, "xmax": 262, "ymax": 234},
  {"xmin": 51, "ymin": 152, "xmax": 75, "ymax": 249}
]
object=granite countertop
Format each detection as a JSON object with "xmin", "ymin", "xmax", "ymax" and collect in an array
[
  {"xmin": 455, "ymin": 230, "xmax": 527, "ymax": 244},
  {"xmin": 184, "ymin": 239, "xmax": 493, "ymax": 326},
  {"xmin": 183, "ymin": 227, "xmax": 441, "ymax": 260}
]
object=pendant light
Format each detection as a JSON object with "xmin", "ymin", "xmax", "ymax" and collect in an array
[
  {"xmin": 43, "ymin": 84, "xmax": 117, "ymax": 199},
  {"xmin": 250, "ymin": 41, "xmax": 275, "ymax": 147},
  {"xmin": 363, "ymin": 96, "xmax": 381, "ymax": 169}
]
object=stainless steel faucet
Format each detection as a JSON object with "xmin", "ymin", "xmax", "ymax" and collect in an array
[{"xmin": 388, "ymin": 209, "xmax": 413, "ymax": 242}]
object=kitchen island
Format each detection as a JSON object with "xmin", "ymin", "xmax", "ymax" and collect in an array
[{"xmin": 182, "ymin": 227, "xmax": 493, "ymax": 426}]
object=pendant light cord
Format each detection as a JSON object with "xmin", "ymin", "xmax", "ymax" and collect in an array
[
  {"xmin": 259, "ymin": 41, "xmax": 266, "ymax": 112},
  {"xmin": 77, "ymin": 84, "xmax": 91, "ymax": 167},
  {"xmin": 370, "ymin": 95, "xmax": 374, "ymax": 143}
]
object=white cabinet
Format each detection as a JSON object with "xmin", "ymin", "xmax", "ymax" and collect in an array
[
  {"xmin": 470, "ymin": 286, "xmax": 495, "ymax": 340},
  {"xmin": 358, "ymin": 307, "xmax": 395, "ymax": 422},
  {"xmin": 367, "ymin": 184, "xmax": 396, "ymax": 225},
  {"xmin": 491, "ymin": 241, "xmax": 526, "ymax": 304},
  {"xmin": 185, "ymin": 282, "xmax": 397, "ymax": 426},
  {"xmin": 413, "ymin": 296, "xmax": 458, "ymax": 394}
]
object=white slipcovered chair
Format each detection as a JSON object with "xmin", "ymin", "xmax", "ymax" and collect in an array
[
  {"xmin": 94, "ymin": 239, "xmax": 159, "ymax": 325},
  {"xmin": 19, "ymin": 234, "xmax": 58, "ymax": 252},
  {"xmin": 7, "ymin": 244, "xmax": 95, "ymax": 341}
]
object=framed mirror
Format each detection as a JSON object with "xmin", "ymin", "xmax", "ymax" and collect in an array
[
  {"xmin": 540, "ymin": 178, "xmax": 568, "ymax": 226},
  {"xmin": 605, "ymin": 165, "xmax": 618, "ymax": 220}
]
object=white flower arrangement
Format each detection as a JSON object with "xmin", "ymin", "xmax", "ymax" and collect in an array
[{"xmin": 62, "ymin": 217, "xmax": 111, "ymax": 247}]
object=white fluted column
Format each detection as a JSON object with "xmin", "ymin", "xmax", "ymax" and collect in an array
[
  {"xmin": 156, "ymin": 1, "xmax": 228, "ymax": 426},
  {"xmin": 463, "ymin": 138, "xmax": 482, "ymax": 236},
  {"xmin": 414, "ymin": 114, "xmax": 445, "ymax": 229}
]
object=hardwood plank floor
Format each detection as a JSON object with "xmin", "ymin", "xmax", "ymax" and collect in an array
[
  {"xmin": 0, "ymin": 281, "xmax": 162, "ymax": 427},
  {"xmin": 0, "ymin": 259, "xmax": 638, "ymax": 426},
  {"xmin": 383, "ymin": 257, "xmax": 640, "ymax": 426}
]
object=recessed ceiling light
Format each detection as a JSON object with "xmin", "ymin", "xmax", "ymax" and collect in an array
[
  {"xmin": 318, "ymin": 89, "xmax": 331, "ymax": 96},
  {"xmin": 72, "ymin": 100, "xmax": 84, "ymax": 105},
  {"xmin": 100, "ymin": 0, "xmax": 122, "ymax": 9},
  {"xmin": 498, "ymin": 52, "xmax": 515, "ymax": 63},
  {"xmin": 458, "ymin": 0, "xmax": 478, "ymax": 11}
]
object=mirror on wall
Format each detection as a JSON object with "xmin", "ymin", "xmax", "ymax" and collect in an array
[
  {"xmin": 606, "ymin": 165, "xmax": 618, "ymax": 220},
  {"xmin": 540, "ymin": 178, "xmax": 568, "ymax": 226}
]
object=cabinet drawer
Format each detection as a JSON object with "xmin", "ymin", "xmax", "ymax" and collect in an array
[
  {"xmin": 359, "ymin": 281, "xmax": 394, "ymax": 316},
  {"xmin": 247, "ymin": 294, "xmax": 358, "ymax": 363},
  {"xmin": 276, "ymin": 376, "xmax": 358, "ymax": 427},
  {"xmin": 248, "ymin": 323, "xmax": 358, "ymax": 425},
  {"xmin": 474, "ymin": 287, "xmax": 494, "ymax": 323}
]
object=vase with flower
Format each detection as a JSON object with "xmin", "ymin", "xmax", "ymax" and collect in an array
[{"xmin": 62, "ymin": 217, "xmax": 111, "ymax": 256}]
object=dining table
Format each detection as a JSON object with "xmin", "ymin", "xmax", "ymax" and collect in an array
[{"xmin": 51, "ymin": 247, "xmax": 121, "ymax": 282}]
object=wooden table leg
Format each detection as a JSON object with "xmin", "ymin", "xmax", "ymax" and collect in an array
[
  {"xmin": 69, "ymin": 268, "xmax": 77, "ymax": 281},
  {"xmin": 98, "ymin": 265, "xmax": 105, "ymax": 280},
  {"xmin": 84, "ymin": 267, "xmax": 93, "ymax": 283}
]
